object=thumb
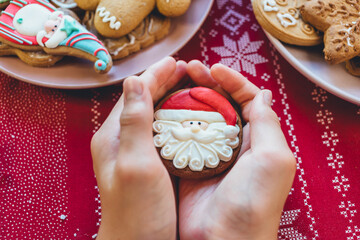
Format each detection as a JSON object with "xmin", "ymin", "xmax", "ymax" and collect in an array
[
  {"xmin": 249, "ymin": 90, "xmax": 289, "ymax": 152},
  {"xmin": 119, "ymin": 76, "xmax": 154, "ymax": 150}
]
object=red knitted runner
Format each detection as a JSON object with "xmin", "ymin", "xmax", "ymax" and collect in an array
[{"xmin": 1, "ymin": 1, "xmax": 359, "ymax": 239}]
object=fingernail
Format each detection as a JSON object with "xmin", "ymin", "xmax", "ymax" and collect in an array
[
  {"xmin": 125, "ymin": 78, "xmax": 143, "ymax": 100},
  {"xmin": 263, "ymin": 90, "xmax": 272, "ymax": 106}
]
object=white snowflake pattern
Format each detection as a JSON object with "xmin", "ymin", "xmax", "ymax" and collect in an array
[
  {"xmin": 278, "ymin": 209, "xmax": 307, "ymax": 239},
  {"xmin": 211, "ymin": 32, "xmax": 268, "ymax": 76},
  {"xmin": 217, "ymin": 0, "xmax": 243, "ymax": 9}
]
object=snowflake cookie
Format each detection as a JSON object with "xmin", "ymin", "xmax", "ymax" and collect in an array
[
  {"xmin": 301, "ymin": 0, "xmax": 360, "ymax": 64},
  {"xmin": 252, "ymin": 0, "xmax": 322, "ymax": 46}
]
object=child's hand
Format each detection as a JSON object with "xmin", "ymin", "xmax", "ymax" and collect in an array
[
  {"xmin": 178, "ymin": 61, "xmax": 296, "ymax": 240},
  {"xmin": 91, "ymin": 57, "xmax": 186, "ymax": 240}
]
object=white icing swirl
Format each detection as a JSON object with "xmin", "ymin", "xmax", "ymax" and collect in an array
[{"xmin": 96, "ymin": 7, "xmax": 121, "ymax": 30}]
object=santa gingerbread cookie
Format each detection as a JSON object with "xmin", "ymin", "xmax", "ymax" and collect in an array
[
  {"xmin": 0, "ymin": 0, "xmax": 112, "ymax": 73},
  {"xmin": 153, "ymin": 87, "xmax": 242, "ymax": 179}
]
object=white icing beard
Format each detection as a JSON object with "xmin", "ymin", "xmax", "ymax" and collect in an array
[{"xmin": 153, "ymin": 120, "xmax": 240, "ymax": 171}]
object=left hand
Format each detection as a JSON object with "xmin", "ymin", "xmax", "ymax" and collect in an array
[{"xmin": 91, "ymin": 57, "xmax": 186, "ymax": 240}]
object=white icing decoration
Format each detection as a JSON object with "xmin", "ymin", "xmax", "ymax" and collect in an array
[
  {"xmin": 346, "ymin": 27, "xmax": 354, "ymax": 47},
  {"xmin": 276, "ymin": 13, "xmax": 297, "ymax": 28},
  {"xmin": 263, "ymin": 0, "xmax": 278, "ymax": 12},
  {"xmin": 13, "ymin": 4, "xmax": 52, "ymax": 36},
  {"xmin": 96, "ymin": 7, "xmax": 121, "ymax": 30},
  {"xmin": 155, "ymin": 109, "xmax": 226, "ymax": 123},
  {"xmin": 153, "ymin": 118, "xmax": 240, "ymax": 172}
]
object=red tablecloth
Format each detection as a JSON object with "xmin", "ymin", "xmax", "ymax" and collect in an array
[{"xmin": 1, "ymin": 1, "xmax": 360, "ymax": 239}]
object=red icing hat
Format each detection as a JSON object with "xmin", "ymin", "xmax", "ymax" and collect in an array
[{"xmin": 160, "ymin": 87, "xmax": 237, "ymax": 126}]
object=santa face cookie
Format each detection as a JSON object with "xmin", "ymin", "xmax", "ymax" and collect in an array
[
  {"xmin": 252, "ymin": 0, "xmax": 322, "ymax": 46},
  {"xmin": 0, "ymin": 0, "xmax": 112, "ymax": 73},
  {"xmin": 153, "ymin": 87, "xmax": 242, "ymax": 179}
]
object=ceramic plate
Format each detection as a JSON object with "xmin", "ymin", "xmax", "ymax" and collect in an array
[
  {"xmin": 0, "ymin": 0, "xmax": 214, "ymax": 89},
  {"xmin": 265, "ymin": 32, "xmax": 360, "ymax": 105}
]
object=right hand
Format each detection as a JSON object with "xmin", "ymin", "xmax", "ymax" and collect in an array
[{"xmin": 178, "ymin": 60, "xmax": 297, "ymax": 240}]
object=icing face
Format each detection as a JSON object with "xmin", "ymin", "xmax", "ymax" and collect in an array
[
  {"xmin": 13, "ymin": 4, "xmax": 52, "ymax": 36},
  {"xmin": 153, "ymin": 115, "xmax": 240, "ymax": 171},
  {"xmin": 44, "ymin": 18, "xmax": 61, "ymax": 36}
]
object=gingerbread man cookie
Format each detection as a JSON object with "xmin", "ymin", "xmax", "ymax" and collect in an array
[
  {"xmin": 252, "ymin": 0, "xmax": 322, "ymax": 46},
  {"xmin": 153, "ymin": 87, "xmax": 242, "ymax": 179},
  {"xmin": 0, "ymin": 0, "xmax": 112, "ymax": 73},
  {"xmin": 301, "ymin": 0, "xmax": 360, "ymax": 64}
]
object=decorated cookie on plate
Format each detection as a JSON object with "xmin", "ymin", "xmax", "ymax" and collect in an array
[
  {"xmin": 252, "ymin": 0, "xmax": 322, "ymax": 46},
  {"xmin": 0, "ymin": 0, "xmax": 112, "ymax": 73},
  {"xmin": 83, "ymin": 10, "xmax": 171, "ymax": 60},
  {"xmin": 301, "ymin": 0, "xmax": 360, "ymax": 64},
  {"xmin": 153, "ymin": 87, "xmax": 242, "ymax": 179},
  {"xmin": 94, "ymin": 0, "xmax": 156, "ymax": 38}
]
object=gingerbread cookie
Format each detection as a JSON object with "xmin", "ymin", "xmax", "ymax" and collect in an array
[
  {"xmin": 83, "ymin": 10, "xmax": 171, "ymax": 60},
  {"xmin": 94, "ymin": 0, "xmax": 155, "ymax": 38},
  {"xmin": 153, "ymin": 87, "xmax": 243, "ymax": 179},
  {"xmin": 301, "ymin": 0, "xmax": 360, "ymax": 64},
  {"xmin": 157, "ymin": 0, "xmax": 191, "ymax": 17},
  {"xmin": 0, "ymin": 0, "xmax": 112, "ymax": 73},
  {"xmin": 74, "ymin": 0, "xmax": 99, "ymax": 11},
  {"xmin": 0, "ymin": 41, "xmax": 63, "ymax": 67},
  {"xmin": 252, "ymin": 0, "xmax": 322, "ymax": 46},
  {"xmin": 346, "ymin": 57, "xmax": 360, "ymax": 76}
]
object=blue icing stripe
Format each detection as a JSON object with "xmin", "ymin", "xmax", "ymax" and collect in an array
[{"xmin": 60, "ymin": 29, "xmax": 109, "ymax": 63}]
